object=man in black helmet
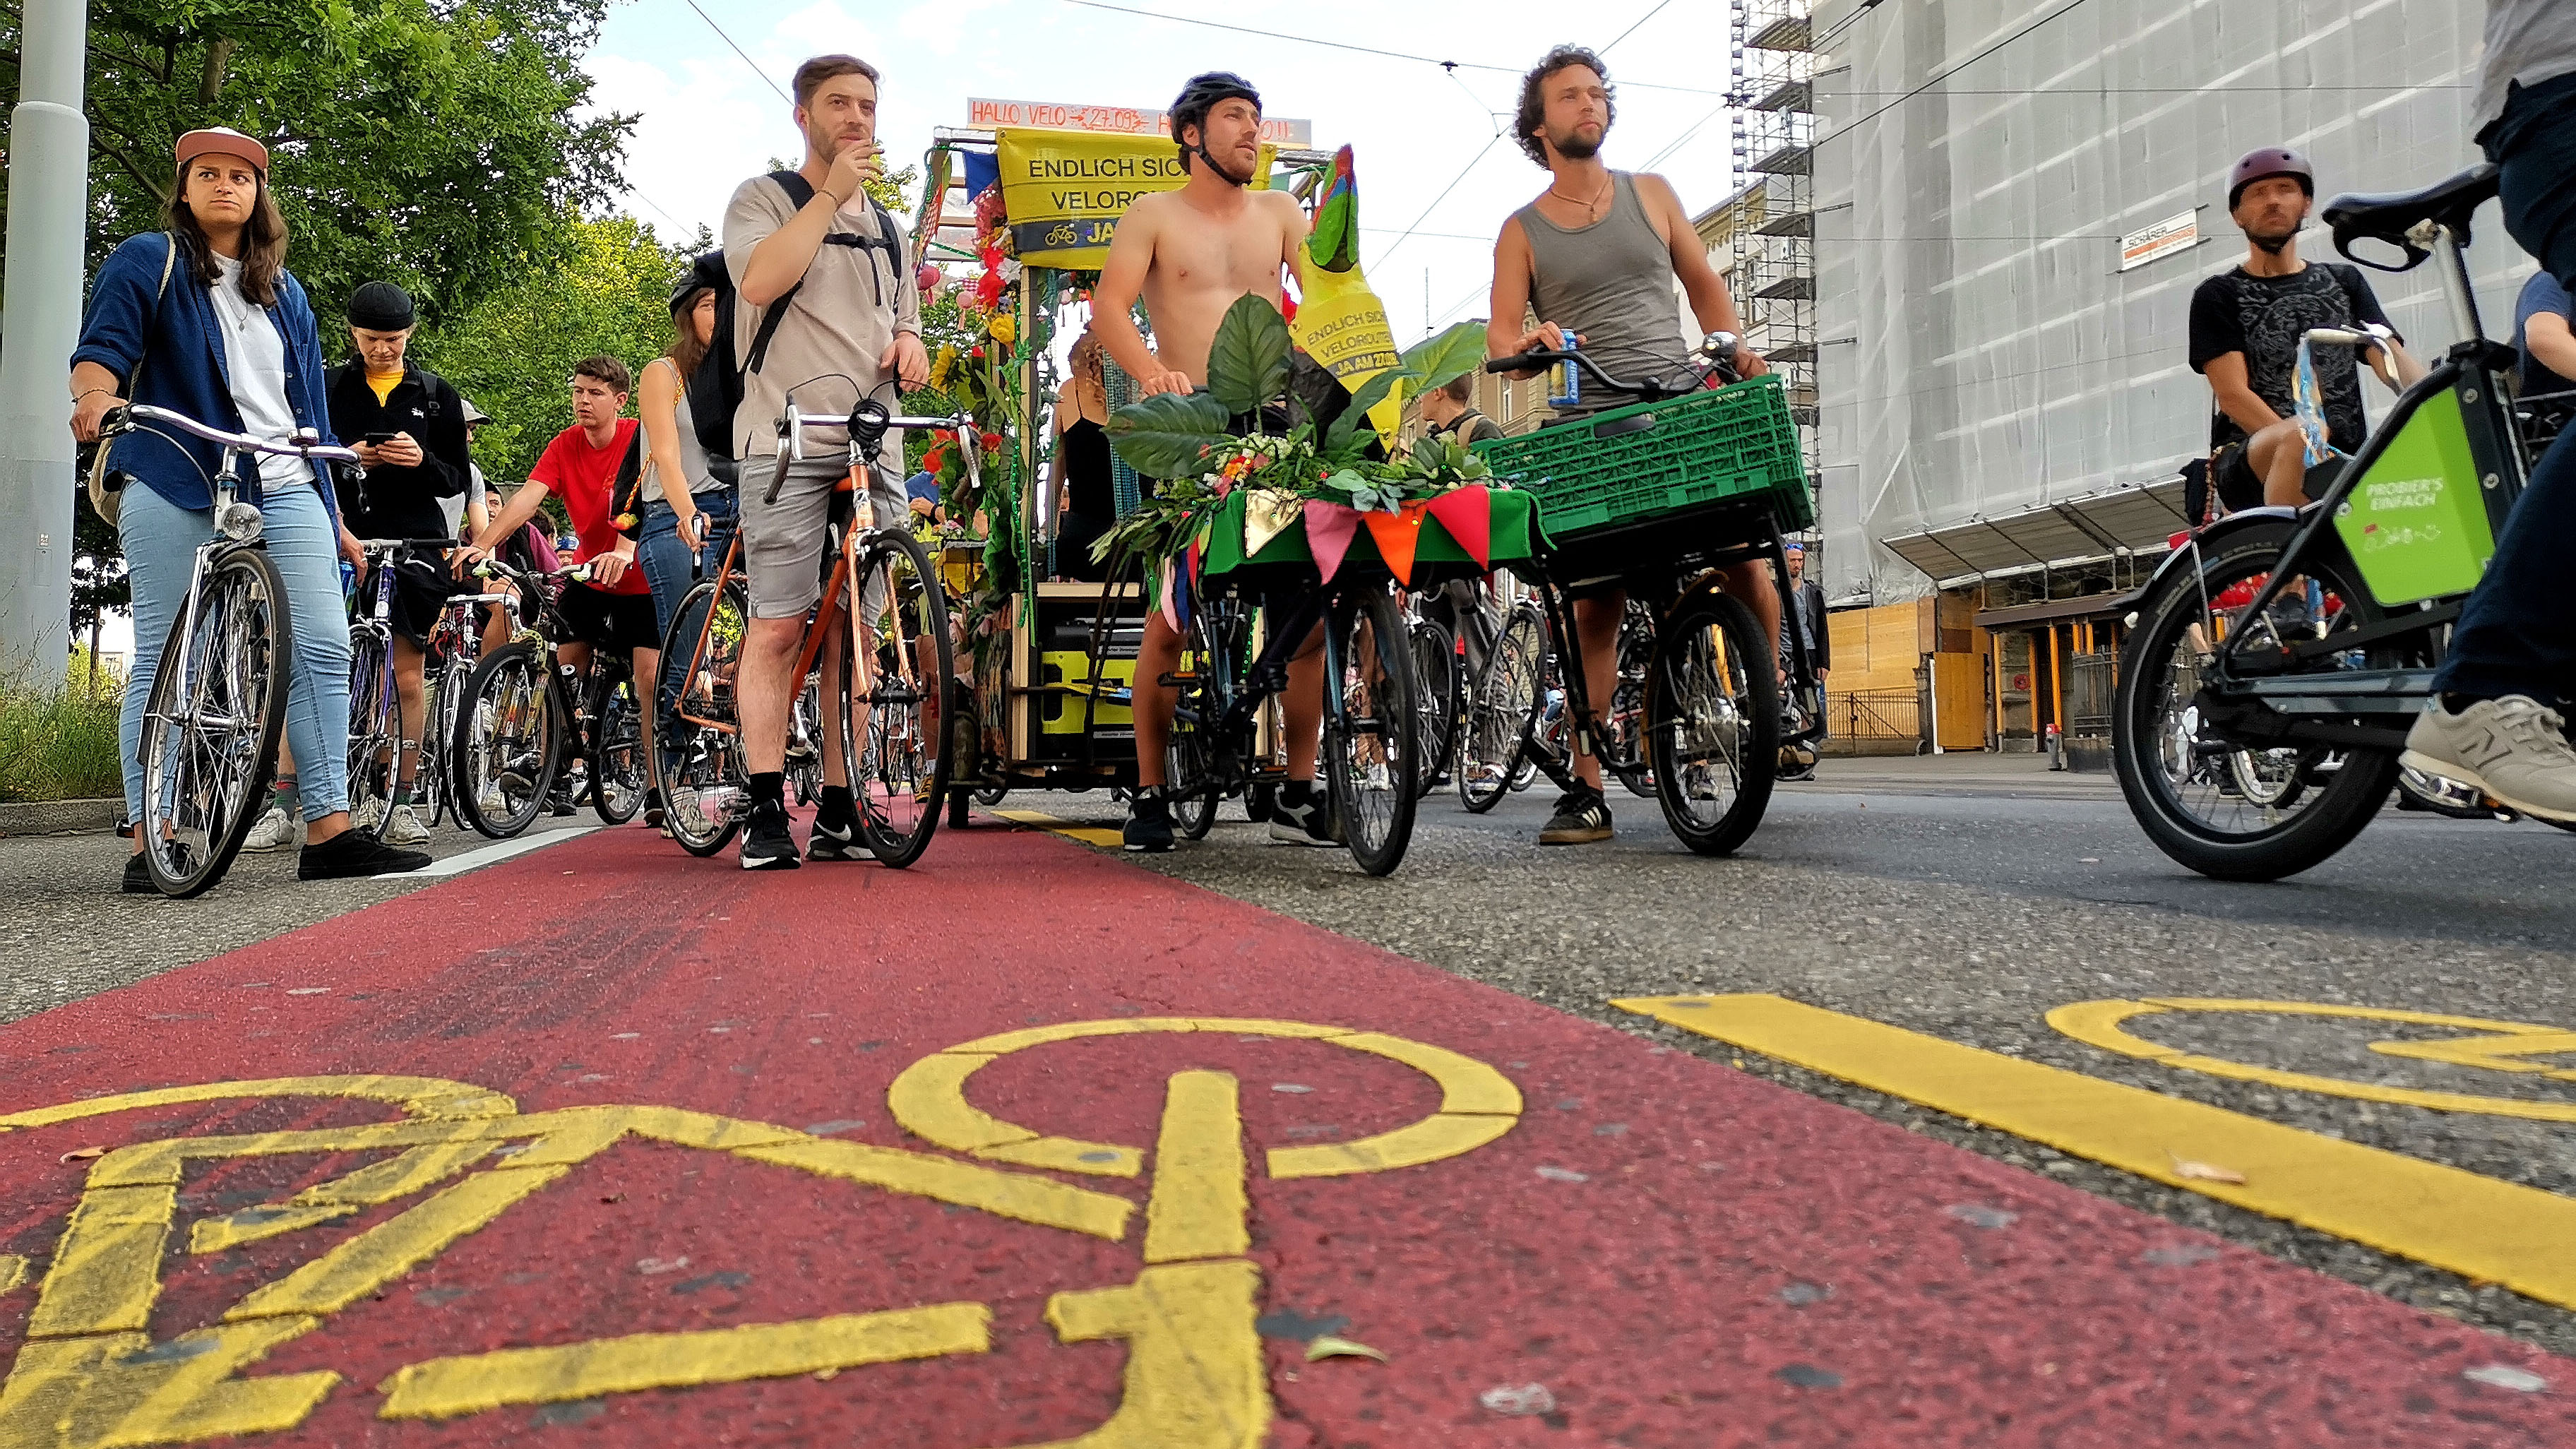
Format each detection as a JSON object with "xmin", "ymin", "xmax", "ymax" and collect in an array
[
  {"xmin": 2187, "ymin": 148, "xmax": 2421, "ymax": 513},
  {"xmin": 1092, "ymin": 72, "xmax": 1337, "ymax": 853}
]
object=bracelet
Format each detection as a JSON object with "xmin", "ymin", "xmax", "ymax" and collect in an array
[
  {"xmin": 73, "ymin": 388, "xmax": 112, "ymax": 404},
  {"xmin": 816, "ymin": 185, "xmax": 849, "ymax": 210}
]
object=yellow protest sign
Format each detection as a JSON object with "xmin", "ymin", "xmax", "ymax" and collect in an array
[
  {"xmin": 1290, "ymin": 148, "xmax": 1405, "ymax": 443},
  {"xmin": 995, "ymin": 129, "xmax": 1275, "ymax": 268}
]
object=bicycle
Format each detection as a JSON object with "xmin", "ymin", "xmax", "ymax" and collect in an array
[
  {"xmin": 415, "ymin": 583, "xmax": 515, "ymax": 828},
  {"xmin": 1477, "ymin": 332, "xmax": 1813, "ymax": 854},
  {"xmin": 449, "ymin": 557, "xmax": 643, "ymax": 839},
  {"xmin": 1157, "ymin": 566, "xmax": 1421, "ymax": 875},
  {"xmin": 653, "ymin": 390, "xmax": 960, "ymax": 867},
  {"xmin": 1405, "ymin": 608, "xmax": 1460, "ymax": 799},
  {"xmin": 2111, "ymin": 162, "xmax": 2551, "ymax": 880},
  {"xmin": 94, "ymin": 403, "xmax": 362, "ymax": 898},
  {"xmin": 345, "ymin": 537, "xmax": 475, "ymax": 835}
]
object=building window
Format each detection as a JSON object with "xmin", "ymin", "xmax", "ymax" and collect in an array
[{"xmin": 1501, "ymin": 378, "xmax": 1519, "ymax": 423}]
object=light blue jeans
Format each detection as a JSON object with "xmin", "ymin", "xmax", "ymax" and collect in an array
[{"xmin": 119, "ymin": 478, "xmax": 352, "ymax": 824}]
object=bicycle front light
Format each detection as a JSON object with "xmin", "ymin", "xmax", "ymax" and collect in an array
[{"xmin": 217, "ymin": 501, "xmax": 265, "ymax": 542}]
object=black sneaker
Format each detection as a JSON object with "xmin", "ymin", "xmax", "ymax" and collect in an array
[
  {"xmin": 1123, "ymin": 793, "xmax": 1175, "ymax": 852},
  {"xmin": 740, "ymin": 801, "xmax": 801, "ymax": 870},
  {"xmin": 1539, "ymin": 785, "xmax": 1614, "ymax": 845},
  {"xmin": 806, "ymin": 811, "xmax": 864, "ymax": 861},
  {"xmin": 1268, "ymin": 782, "xmax": 1337, "ymax": 847},
  {"xmin": 121, "ymin": 853, "xmax": 155, "ymax": 895},
  {"xmin": 299, "ymin": 828, "xmax": 434, "ymax": 880},
  {"xmin": 643, "ymin": 788, "xmax": 667, "ymax": 830}
]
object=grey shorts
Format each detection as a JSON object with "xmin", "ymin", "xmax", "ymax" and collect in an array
[{"xmin": 739, "ymin": 455, "xmax": 908, "ymax": 619}]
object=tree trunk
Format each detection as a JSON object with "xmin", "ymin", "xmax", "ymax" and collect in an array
[{"xmin": 198, "ymin": 37, "xmax": 235, "ymax": 102}]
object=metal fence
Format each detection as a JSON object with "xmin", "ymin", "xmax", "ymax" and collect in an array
[{"xmin": 1828, "ymin": 687, "xmax": 1921, "ymax": 741}]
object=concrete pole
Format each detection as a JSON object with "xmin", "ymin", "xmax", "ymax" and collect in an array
[{"xmin": 0, "ymin": 0, "xmax": 90, "ymax": 686}]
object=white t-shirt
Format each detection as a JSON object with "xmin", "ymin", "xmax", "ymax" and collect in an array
[{"xmin": 208, "ymin": 253, "xmax": 313, "ymax": 489}]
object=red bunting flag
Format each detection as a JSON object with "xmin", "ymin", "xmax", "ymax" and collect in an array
[{"xmin": 1423, "ymin": 485, "xmax": 1495, "ymax": 568}]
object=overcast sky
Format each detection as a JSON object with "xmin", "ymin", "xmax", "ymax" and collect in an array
[{"xmin": 585, "ymin": 0, "xmax": 1743, "ymax": 342}]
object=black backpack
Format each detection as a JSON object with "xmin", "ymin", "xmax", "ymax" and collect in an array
[{"xmin": 686, "ymin": 170, "xmax": 905, "ymax": 464}]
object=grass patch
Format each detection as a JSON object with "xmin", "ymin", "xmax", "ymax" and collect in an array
[{"xmin": 0, "ymin": 652, "xmax": 125, "ymax": 803}]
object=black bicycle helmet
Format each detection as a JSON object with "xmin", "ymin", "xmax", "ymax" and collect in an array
[
  {"xmin": 1170, "ymin": 72, "xmax": 1262, "ymax": 176},
  {"xmin": 2228, "ymin": 147, "xmax": 2314, "ymax": 210},
  {"xmin": 671, "ymin": 250, "xmax": 725, "ymax": 318}
]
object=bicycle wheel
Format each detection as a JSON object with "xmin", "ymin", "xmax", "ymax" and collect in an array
[
  {"xmin": 1323, "ymin": 585, "xmax": 1419, "ymax": 876},
  {"xmin": 345, "ymin": 626, "xmax": 398, "ymax": 830},
  {"xmin": 138, "ymin": 549, "xmax": 290, "ymax": 898},
  {"xmin": 452, "ymin": 639, "xmax": 558, "ymax": 840},
  {"xmin": 589, "ymin": 667, "xmax": 646, "ymax": 825},
  {"xmin": 1167, "ymin": 613, "xmax": 1224, "ymax": 840},
  {"xmin": 1647, "ymin": 590, "xmax": 1779, "ymax": 856},
  {"xmin": 1408, "ymin": 619, "xmax": 1460, "ymax": 799},
  {"xmin": 787, "ymin": 675, "xmax": 823, "ymax": 805},
  {"xmin": 652, "ymin": 577, "xmax": 753, "ymax": 857},
  {"xmin": 847, "ymin": 531, "xmax": 953, "ymax": 867},
  {"xmin": 1458, "ymin": 603, "xmax": 1545, "ymax": 813},
  {"xmin": 2111, "ymin": 523, "xmax": 2398, "ymax": 881},
  {"xmin": 1605, "ymin": 602, "xmax": 1657, "ymax": 798}
]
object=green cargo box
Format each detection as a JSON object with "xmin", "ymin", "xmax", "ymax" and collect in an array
[
  {"xmin": 2330, "ymin": 382, "xmax": 2500, "ymax": 607},
  {"xmin": 1473, "ymin": 373, "xmax": 1812, "ymax": 542}
]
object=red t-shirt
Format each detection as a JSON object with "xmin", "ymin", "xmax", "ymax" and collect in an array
[{"xmin": 529, "ymin": 419, "xmax": 648, "ymax": 595}]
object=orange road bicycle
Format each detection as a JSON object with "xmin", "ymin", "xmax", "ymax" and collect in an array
[{"xmin": 652, "ymin": 393, "xmax": 967, "ymax": 867}]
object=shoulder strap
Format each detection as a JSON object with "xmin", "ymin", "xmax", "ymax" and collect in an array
[{"xmin": 125, "ymin": 232, "xmax": 179, "ymax": 398}]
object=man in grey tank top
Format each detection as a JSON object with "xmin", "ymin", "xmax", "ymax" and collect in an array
[{"xmin": 1485, "ymin": 44, "xmax": 1781, "ymax": 846}]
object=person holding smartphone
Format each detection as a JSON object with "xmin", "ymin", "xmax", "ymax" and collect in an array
[{"xmin": 322, "ymin": 279, "xmax": 474, "ymax": 847}]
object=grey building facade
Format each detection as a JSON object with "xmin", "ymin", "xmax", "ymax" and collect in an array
[{"xmin": 1812, "ymin": 0, "xmax": 2514, "ymax": 604}]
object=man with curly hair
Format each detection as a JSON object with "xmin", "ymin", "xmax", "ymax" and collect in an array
[{"xmin": 1487, "ymin": 44, "xmax": 1775, "ymax": 845}]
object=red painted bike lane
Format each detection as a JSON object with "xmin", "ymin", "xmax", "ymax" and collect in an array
[{"xmin": 0, "ymin": 821, "xmax": 2565, "ymax": 1448}]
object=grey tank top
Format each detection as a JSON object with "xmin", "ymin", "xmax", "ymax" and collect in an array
[
  {"xmin": 641, "ymin": 358, "xmax": 722, "ymax": 502},
  {"xmin": 1515, "ymin": 172, "xmax": 1691, "ymax": 411}
]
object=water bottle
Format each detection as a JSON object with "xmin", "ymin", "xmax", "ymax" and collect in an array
[{"xmin": 340, "ymin": 559, "xmax": 357, "ymax": 604}]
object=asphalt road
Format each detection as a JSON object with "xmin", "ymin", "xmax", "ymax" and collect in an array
[{"xmin": 8, "ymin": 754, "xmax": 2575, "ymax": 1356}]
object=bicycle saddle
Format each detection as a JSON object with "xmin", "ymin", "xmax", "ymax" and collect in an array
[{"xmin": 2322, "ymin": 164, "xmax": 2498, "ymax": 252}]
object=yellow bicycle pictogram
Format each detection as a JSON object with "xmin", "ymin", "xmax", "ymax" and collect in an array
[
  {"xmin": 2049, "ymin": 997, "xmax": 2576, "ymax": 1122},
  {"xmin": 0, "ymin": 1018, "xmax": 1520, "ymax": 1448}
]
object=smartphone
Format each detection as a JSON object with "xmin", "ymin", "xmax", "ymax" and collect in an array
[{"xmin": 362, "ymin": 431, "xmax": 398, "ymax": 446}]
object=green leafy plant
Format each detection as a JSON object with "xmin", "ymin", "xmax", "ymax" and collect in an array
[{"xmin": 1104, "ymin": 295, "xmax": 1494, "ymax": 487}]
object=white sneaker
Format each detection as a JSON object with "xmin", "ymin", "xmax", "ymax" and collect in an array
[
  {"xmin": 380, "ymin": 802, "xmax": 431, "ymax": 846},
  {"xmin": 352, "ymin": 797, "xmax": 384, "ymax": 833},
  {"xmin": 242, "ymin": 806, "xmax": 296, "ymax": 852},
  {"xmin": 2400, "ymin": 695, "xmax": 2576, "ymax": 823}
]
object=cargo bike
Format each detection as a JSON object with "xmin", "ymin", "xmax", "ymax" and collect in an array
[{"xmin": 1463, "ymin": 333, "xmax": 1819, "ymax": 855}]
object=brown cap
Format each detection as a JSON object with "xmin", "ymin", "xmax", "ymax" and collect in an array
[{"xmin": 175, "ymin": 126, "xmax": 270, "ymax": 174}]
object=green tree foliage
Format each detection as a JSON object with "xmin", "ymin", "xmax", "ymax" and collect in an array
[
  {"xmin": 0, "ymin": 0, "xmax": 632, "ymax": 322},
  {"xmin": 415, "ymin": 213, "xmax": 703, "ymax": 481}
]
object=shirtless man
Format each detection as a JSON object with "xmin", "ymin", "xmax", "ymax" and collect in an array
[{"xmin": 1092, "ymin": 71, "xmax": 1335, "ymax": 852}]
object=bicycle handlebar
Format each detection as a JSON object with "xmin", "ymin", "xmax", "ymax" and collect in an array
[
  {"xmin": 1482, "ymin": 330, "xmax": 1743, "ymax": 400},
  {"xmin": 109, "ymin": 403, "xmax": 362, "ymax": 467}
]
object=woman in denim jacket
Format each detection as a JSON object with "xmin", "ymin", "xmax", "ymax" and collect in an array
[{"xmin": 70, "ymin": 127, "xmax": 431, "ymax": 890}]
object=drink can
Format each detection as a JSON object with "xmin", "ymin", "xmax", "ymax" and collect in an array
[{"xmin": 1548, "ymin": 358, "xmax": 1580, "ymax": 410}]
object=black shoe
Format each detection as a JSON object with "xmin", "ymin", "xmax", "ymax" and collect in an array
[
  {"xmin": 1268, "ymin": 782, "xmax": 1337, "ymax": 847},
  {"xmin": 806, "ymin": 811, "xmax": 864, "ymax": 861},
  {"xmin": 1539, "ymin": 785, "xmax": 1613, "ymax": 845},
  {"xmin": 1123, "ymin": 793, "xmax": 1175, "ymax": 852},
  {"xmin": 298, "ymin": 828, "xmax": 434, "ymax": 880},
  {"xmin": 121, "ymin": 853, "xmax": 155, "ymax": 895},
  {"xmin": 740, "ymin": 801, "xmax": 801, "ymax": 870},
  {"xmin": 643, "ymin": 788, "xmax": 667, "ymax": 830}
]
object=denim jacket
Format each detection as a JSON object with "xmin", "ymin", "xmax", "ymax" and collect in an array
[{"xmin": 71, "ymin": 232, "xmax": 344, "ymax": 524}]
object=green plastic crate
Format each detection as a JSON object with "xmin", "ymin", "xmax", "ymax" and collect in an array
[{"xmin": 1473, "ymin": 373, "xmax": 1813, "ymax": 541}]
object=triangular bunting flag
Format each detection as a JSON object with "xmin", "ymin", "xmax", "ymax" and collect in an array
[
  {"xmin": 1423, "ymin": 485, "xmax": 1495, "ymax": 569},
  {"xmin": 1242, "ymin": 489, "xmax": 1303, "ymax": 558},
  {"xmin": 1303, "ymin": 500, "xmax": 1363, "ymax": 585},
  {"xmin": 1360, "ymin": 501, "xmax": 1429, "ymax": 587}
]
